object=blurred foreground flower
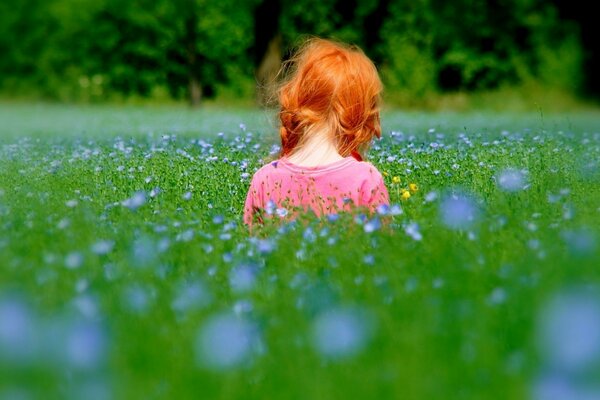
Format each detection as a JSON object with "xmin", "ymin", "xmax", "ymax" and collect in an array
[
  {"xmin": 195, "ymin": 312, "xmax": 263, "ymax": 371},
  {"xmin": 229, "ymin": 263, "xmax": 260, "ymax": 294},
  {"xmin": 537, "ymin": 288, "xmax": 600, "ymax": 372},
  {"xmin": 439, "ymin": 193, "xmax": 480, "ymax": 230},
  {"xmin": 121, "ymin": 190, "xmax": 147, "ymax": 211},
  {"xmin": 311, "ymin": 306, "xmax": 375, "ymax": 360},
  {"xmin": 0, "ymin": 296, "xmax": 35, "ymax": 365},
  {"xmin": 562, "ymin": 228, "xmax": 597, "ymax": 258},
  {"xmin": 497, "ymin": 168, "xmax": 528, "ymax": 192},
  {"xmin": 532, "ymin": 287, "xmax": 600, "ymax": 399},
  {"xmin": 405, "ymin": 222, "xmax": 422, "ymax": 241},
  {"xmin": 1, "ymin": 293, "xmax": 109, "ymax": 371}
]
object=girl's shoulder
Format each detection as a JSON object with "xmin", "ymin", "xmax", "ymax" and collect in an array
[
  {"xmin": 250, "ymin": 157, "xmax": 383, "ymax": 181},
  {"xmin": 248, "ymin": 159, "xmax": 285, "ymax": 183},
  {"xmin": 351, "ymin": 160, "xmax": 385, "ymax": 179},
  {"xmin": 254, "ymin": 159, "xmax": 283, "ymax": 175}
]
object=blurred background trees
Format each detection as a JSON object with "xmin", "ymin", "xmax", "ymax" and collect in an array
[{"xmin": 0, "ymin": 0, "xmax": 596, "ymax": 108}]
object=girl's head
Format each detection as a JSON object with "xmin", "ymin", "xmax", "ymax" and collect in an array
[{"xmin": 278, "ymin": 38, "xmax": 382, "ymax": 159}]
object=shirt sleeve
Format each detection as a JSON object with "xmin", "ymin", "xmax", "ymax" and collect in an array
[{"xmin": 360, "ymin": 167, "xmax": 390, "ymax": 211}]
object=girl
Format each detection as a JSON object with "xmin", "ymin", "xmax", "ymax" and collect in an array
[{"xmin": 244, "ymin": 38, "xmax": 389, "ymax": 226}]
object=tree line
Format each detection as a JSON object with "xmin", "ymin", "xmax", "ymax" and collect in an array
[{"xmin": 0, "ymin": 0, "xmax": 595, "ymax": 106}]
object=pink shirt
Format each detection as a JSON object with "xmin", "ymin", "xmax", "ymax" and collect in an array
[{"xmin": 243, "ymin": 156, "xmax": 389, "ymax": 225}]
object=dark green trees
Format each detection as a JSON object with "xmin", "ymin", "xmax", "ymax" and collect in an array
[{"xmin": 0, "ymin": 0, "xmax": 591, "ymax": 106}]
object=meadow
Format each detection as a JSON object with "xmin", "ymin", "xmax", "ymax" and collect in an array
[{"xmin": 1, "ymin": 103, "xmax": 599, "ymax": 399}]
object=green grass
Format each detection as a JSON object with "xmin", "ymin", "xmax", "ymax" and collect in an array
[{"xmin": 1, "ymin": 104, "xmax": 599, "ymax": 399}]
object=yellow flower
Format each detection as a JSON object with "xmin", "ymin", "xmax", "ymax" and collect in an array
[
  {"xmin": 409, "ymin": 183, "xmax": 418, "ymax": 193},
  {"xmin": 382, "ymin": 171, "xmax": 389, "ymax": 177},
  {"xmin": 401, "ymin": 189, "xmax": 411, "ymax": 200},
  {"xmin": 392, "ymin": 176, "xmax": 401, "ymax": 184}
]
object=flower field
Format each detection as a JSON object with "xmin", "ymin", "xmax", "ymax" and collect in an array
[{"xmin": 1, "ymin": 104, "xmax": 599, "ymax": 399}]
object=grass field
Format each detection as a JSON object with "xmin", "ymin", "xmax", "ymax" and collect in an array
[{"xmin": 1, "ymin": 103, "xmax": 600, "ymax": 399}]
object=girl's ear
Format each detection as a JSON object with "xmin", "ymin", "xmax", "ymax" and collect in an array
[{"xmin": 351, "ymin": 151, "xmax": 363, "ymax": 161}]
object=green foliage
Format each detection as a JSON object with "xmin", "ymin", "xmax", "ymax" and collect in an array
[
  {"xmin": 536, "ymin": 34, "xmax": 583, "ymax": 92},
  {"xmin": 63, "ymin": 0, "xmax": 167, "ymax": 100},
  {"xmin": 380, "ymin": 38, "xmax": 437, "ymax": 105},
  {"xmin": 377, "ymin": 0, "xmax": 437, "ymax": 104},
  {"xmin": 0, "ymin": 0, "xmax": 59, "ymax": 95},
  {"xmin": 185, "ymin": 0, "xmax": 258, "ymax": 98},
  {"xmin": 279, "ymin": 0, "xmax": 378, "ymax": 49},
  {"xmin": 0, "ymin": 0, "xmax": 589, "ymax": 106},
  {"xmin": 1, "ymin": 106, "xmax": 599, "ymax": 397}
]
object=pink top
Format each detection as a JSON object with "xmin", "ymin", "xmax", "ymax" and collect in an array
[{"xmin": 243, "ymin": 156, "xmax": 389, "ymax": 225}]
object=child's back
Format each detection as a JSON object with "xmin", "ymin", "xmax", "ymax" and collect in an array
[
  {"xmin": 244, "ymin": 156, "xmax": 388, "ymax": 224},
  {"xmin": 244, "ymin": 37, "xmax": 389, "ymax": 227}
]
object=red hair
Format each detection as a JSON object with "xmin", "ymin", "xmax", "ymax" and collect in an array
[{"xmin": 278, "ymin": 38, "xmax": 382, "ymax": 159}]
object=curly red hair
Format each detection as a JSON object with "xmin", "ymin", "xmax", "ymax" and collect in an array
[{"xmin": 278, "ymin": 38, "xmax": 382, "ymax": 159}]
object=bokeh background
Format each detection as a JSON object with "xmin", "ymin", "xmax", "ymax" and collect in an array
[
  {"xmin": 2, "ymin": 2, "xmax": 600, "ymax": 399},
  {"xmin": 0, "ymin": 0, "xmax": 598, "ymax": 110}
]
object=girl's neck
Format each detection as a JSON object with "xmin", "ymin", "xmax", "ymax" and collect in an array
[{"xmin": 285, "ymin": 128, "xmax": 344, "ymax": 167}]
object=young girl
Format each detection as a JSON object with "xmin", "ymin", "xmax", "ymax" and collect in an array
[{"xmin": 243, "ymin": 38, "xmax": 389, "ymax": 226}]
